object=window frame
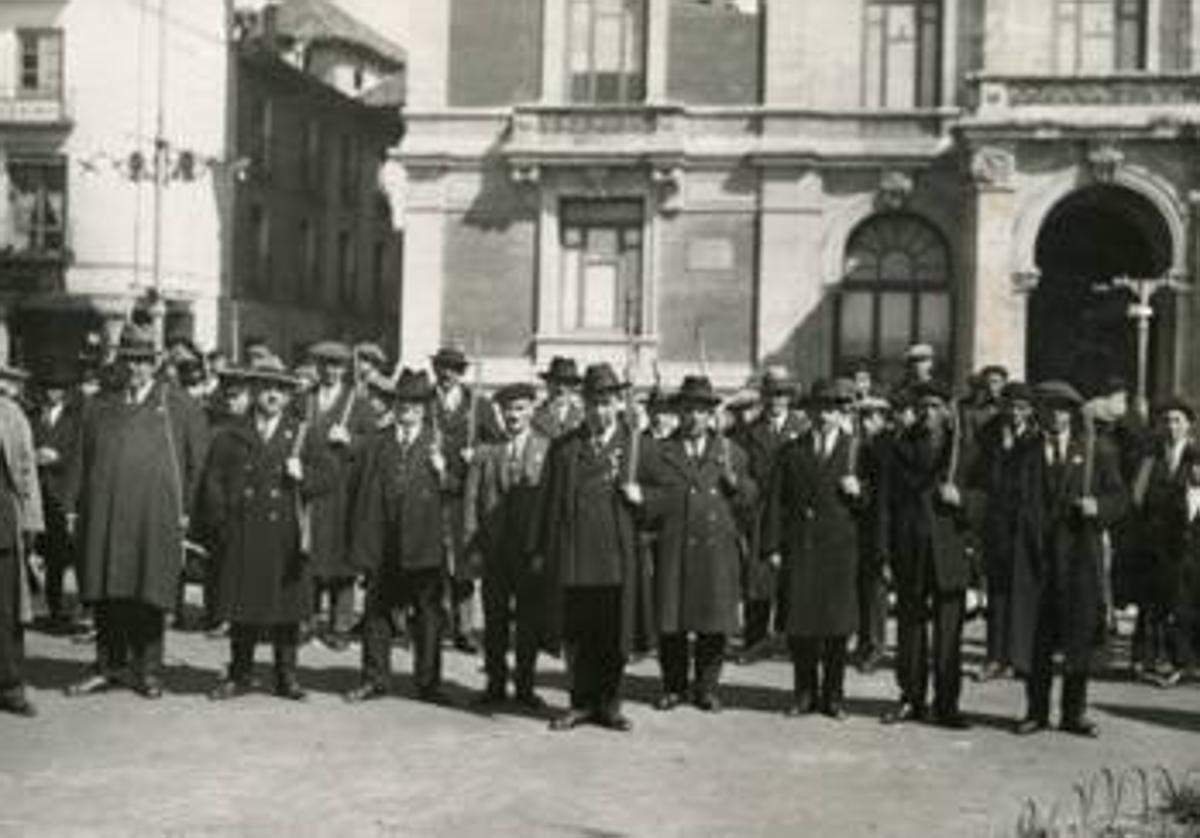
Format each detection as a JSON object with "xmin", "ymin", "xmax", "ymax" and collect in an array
[
  {"xmin": 558, "ymin": 198, "xmax": 645, "ymax": 336},
  {"xmin": 16, "ymin": 28, "xmax": 64, "ymax": 99},
  {"xmin": 833, "ymin": 213, "xmax": 955, "ymax": 382},
  {"xmin": 3, "ymin": 155, "xmax": 68, "ymax": 257},
  {"xmin": 862, "ymin": 0, "xmax": 942, "ymax": 109},
  {"xmin": 565, "ymin": 0, "xmax": 648, "ymax": 104},
  {"xmin": 1053, "ymin": 0, "xmax": 1148, "ymax": 73}
]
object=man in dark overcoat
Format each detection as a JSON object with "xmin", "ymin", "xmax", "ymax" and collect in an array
[
  {"xmin": 203, "ymin": 356, "xmax": 335, "ymax": 701},
  {"xmin": 463, "ymin": 383, "xmax": 551, "ymax": 707},
  {"xmin": 0, "ymin": 362, "xmax": 44, "ymax": 717},
  {"xmin": 345, "ymin": 369, "xmax": 452, "ymax": 704},
  {"xmin": 531, "ymin": 363, "xmax": 641, "ymax": 732},
  {"xmin": 304, "ymin": 340, "xmax": 376, "ymax": 650},
  {"xmin": 734, "ymin": 367, "xmax": 806, "ymax": 662},
  {"xmin": 762, "ymin": 379, "xmax": 864, "ymax": 719},
  {"xmin": 1010, "ymin": 381, "xmax": 1127, "ymax": 737},
  {"xmin": 63, "ymin": 323, "xmax": 208, "ymax": 699},
  {"xmin": 430, "ymin": 346, "xmax": 505, "ymax": 653},
  {"xmin": 31, "ymin": 365, "xmax": 83, "ymax": 631},
  {"xmin": 531, "ymin": 356, "xmax": 584, "ymax": 441},
  {"xmin": 883, "ymin": 381, "xmax": 977, "ymax": 729},
  {"xmin": 638, "ymin": 376, "xmax": 756, "ymax": 713},
  {"xmin": 852, "ymin": 392, "xmax": 891, "ymax": 673}
]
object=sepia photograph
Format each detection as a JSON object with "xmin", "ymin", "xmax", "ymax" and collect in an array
[{"xmin": 0, "ymin": 0, "xmax": 1199, "ymax": 835}]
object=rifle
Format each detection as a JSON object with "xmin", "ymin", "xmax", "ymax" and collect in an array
[
  {"xmin": 467, "ymin": 336, "xmax": 481, "ymax": 453},
  {"xmin": 946, "ymin": 398, "xmax": 963, "ymax": 487},
  {"xmin": 294, "ymin": 391, "xmax": 314, "ymax": 555},
  {"xmin": 335, "ymin": 351, "xmax": 360, "ymax": 433}
]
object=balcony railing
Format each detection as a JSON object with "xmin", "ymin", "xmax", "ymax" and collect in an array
[
  {"xmin": 0, "ymin": 86, "xmax": 70, "ymax": 125},
  {"xmin": 972, "ymin": 73, "xmax": 1200, "ymax": 112},
  {"xmin": 508, "ymin": 105, "xmax": 686, "ymax": 161}
]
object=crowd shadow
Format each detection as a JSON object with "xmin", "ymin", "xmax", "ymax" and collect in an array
[{"xmin": 1094, "ymin": 702, "xmax": 1200, "ymax": 734}]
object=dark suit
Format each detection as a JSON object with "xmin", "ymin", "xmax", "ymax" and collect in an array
[
  {"xmin": 464, "ymin": 429, "xmax": 550, "ymax": 695},
  {"xmin": 32, "ymin": 399, "xmax": 81, "ymax": 620},
  {"xmin": 349, "ymin": 426, "xmax": 447, "ymax": 693},
  {"xmin": 532, "ymin": 424, "xmax": 640, "ymax": 716}
]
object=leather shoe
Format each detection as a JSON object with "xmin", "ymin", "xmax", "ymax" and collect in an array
[
  {"xmin": 597, "ymin": 709, "xmax": 632, "ymax": 732},
  {"xmin": 549, "ymin": 708, "xmax": 591, "ymax": 731},
  {"xmin": 0, "ymin": 692, "xmax": 37, "ymax": 718},
  {"xmin": 472, "ymin": 686, "xmax": 507, "ymax": 706},
  {"xmin": 64, "ymin": 673, "xmax": 115, "ymax": 698},
  {"xmin": 694, "ymin": 693, "xmax": 722, "ymax": 714},
  {"xmin": 274, "ymin": 678, "xmax": 307, "ymax": 702},
  {"xmin": 654, "ymin": 692, "xmax": 684, "ymax": 711},
  {"xmin": 1060, "ymin": 717, "xmax": 1099, "ymax": 738},
  {"xmin": 343, "ymin": 682, "xmax": 388, "ymax": 703},
  {"xmin": 208, "ymin": 679, "xmax": 252, "ymax": 701},
  {"xmin": 1015, "ymin": 717, "xmax": 1049, "ymax": 736},
  {"xmin": 131, "ymin": 675, "xmax": 164, "ymax": 700},
  {"xmin": 933, "ymin": 710, "xmax": 972, "ymax": 730},
  {"xmin": 823, "ymin": 702, "xmax": 848, "ymax": 722},
  {"xmin": 417, "ymin": 687, "xmax": 453, "ymax": 706},
  {"xmin": 882, "ymin": 701, "xmax": 925, "ymax": 725},
  {"xmin": 513, "ymin": 690, "xmax": 547, "ymax": 711}
]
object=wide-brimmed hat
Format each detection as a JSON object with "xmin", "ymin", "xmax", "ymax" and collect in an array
[
  {"xmin": 244, "ymin": 354, "xmax": 301, "ymax": 390},
  {"xmin": 803, "ymin": 378, "xmax": 854, "ymax": 409},
  {"xmin": 581, "ymin": 363, "xmax": 628, "ymax": 398},
  {"xmin": 116, "ymin": 323, "xmax": 158, "ymax": 361},
  {"xmin": 307, "ymin": 340, "xmax": 351, "ymax": 364},
  {"xmin": 854, "ymin": 391, "xmax": 891, "ymax": 413},
  {"xmin": 905, "ymin": 343, "xmax": 935, "ymax": 362},
  {"xmin": 759, "ymin": 366, "xmax": 794, "ymax": 398},
  {"xmin": 539, "ymin": 355, "xmax": 582, "ymax": 385},
  {"xmin": 392, "ymin": 368, "xmax": 435, "ymax": 403},
  {"xmin": 1156, "ymin": 396, "xmax": 1195, "ymax": 421},
  {"xmin": 431, "ymin": 346, "xmax": 468, "ymax": 371},
  {"xmin": 643, "ymin": 387, "xmax": 678, "ymax": 414},
  {"xmin": 979, "ymin": 364, "xmax": 1010, "ymax": 379},
  {"xmin": 1034, "ymin": 380, "xmax": 1084, "ymax": 409},
  {"xmin": 1001, "ymin": 381, "xmax": 1034, "ymax": 405},
  {"xmin": 674, "ymin": 375, "xmax": 722, "ymax": 409},
  {"xmin": 495, "ymin": 382, "xmax": 538, "ymax": 405}
]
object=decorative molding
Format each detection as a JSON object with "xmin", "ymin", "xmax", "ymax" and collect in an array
[
  {"xmin": 969, "ymin": 145, "xmax": 1016, "ymax": 190},
  {"xmin": 1085, "ymin": 141, "xmax": 1126, "ymax": 183},
  {"xmin": 875, "ymin": 170, "xmax": 915, "ymax": 211},
  {"xmin": 509, "ymin": 161, "xmax": 541, "ymax": 186},
  {"xmin": 650, "ymin": 163, "xmax": 684, "ymax": 213}
]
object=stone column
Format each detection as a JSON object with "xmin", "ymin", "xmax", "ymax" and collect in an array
[
  {"xmin": 763, "ymin": 0, "xmax": 806, "ymax": 103},
  {"xmin": 405, "ymin": 0, "xmax": 449, "ymax": 109},
  {"xmin": 645, "ymin": 0, "xmax": 670, "ymax": 103},
  {"xmin": 965, "ymin": 145, "xmax": 1030, "ymax": 380},
  {"xmin": 941, "ymin": 0, "xmax": 959, "ymax": 106},
  {"xmin": 398, "ymin": 166, "xmax": 446, "ymax": 366}
]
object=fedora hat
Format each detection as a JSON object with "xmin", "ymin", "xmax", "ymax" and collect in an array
[
  {"xmin": 539, "ymin": 355, "xmax": 582, "ymax": 385},
  {"xmin": 392, "ymin": 367, "xmax": 435, "ymax": 403},
  {"xmin": 494, "ymin": 382, "xmax": 538, "ymax": 405},
  {"xmin": 581, "ymin": 363, "xmax": 628, "ymax": 398},
  {"xmin": 243, "ymin": 354, "xmax": 301, "ymax": 389},
  {"xmin": 1034, "ymin": 380, "xmax": 1084, "ymax": 409},
  {"xmin": 803, "ymin": 378, "xmax": 853, "ymax": 409},
  {"xmin": 759, "ymin": 366, "xmax": 794, "ymax": 398},
  {"xmin": 1001, "ymin": 381, "xmax": 1034, "ymax": 405},
  {"xmin": 674, "ymin": 375, "xmax": 721, "ymax": 409},
  {"xmin": 116, "ymin": 323, "xmax": 158, "ymax": 361},
  {"xmin": 431, "ymin": 346, "xmax": 469, "ymax": 371}
]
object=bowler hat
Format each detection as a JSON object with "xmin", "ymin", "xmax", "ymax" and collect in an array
[
  {"xmin": 307, "ymin": 341, "xmax": 351, "ymax": 364},
  {"xmin": 759, "ymin": 366, "xmax": 794, "ymax": 398},
  {"xmin": 1034, "ymin": 380, "xmax": 1084, "ymax": 409},
  {"xmin": 674, "ymin": 375, "xmax": 721, "ymax": 409},
  {"xmin": 1001, "ymin": 381, "xmax": 1034, "ymax": 405},
  {"xmin": 431, "ymin": 346, "xmax": 469, "ymax": 371},
  {"xmin": 539, "ymin": 355, "xmax": 582, "ymax": 385},
  {"xmin": 116, "ymin": 323, "xmax": 158, "ymax": 361},
  {"xmin": 581, "ymin": 363, "xmax": 628, "ymax": 398},
  {"xmin": 392, "ymin": 368, "xmax": 434, "ymax": 403},
  {"xmin": 804, "ymin": 378, "xmax": 853, "ymax": 409},
  {"xmin": 495, "ymin": 382, "xmax": 538, "ymax": 405}
]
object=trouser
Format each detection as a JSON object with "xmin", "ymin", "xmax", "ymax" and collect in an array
[
  {"xmin": 985, "ymin": 584, "xmax": 1012, "ymax": 665},
  {"xmin": 38, "ymin": 507, "xmax": 75, "ymax": 619},
  {"xmin": 449, "ymin": 577, "xmax": 476, "ymax": 638},
  {"xmin": 314, "ymin": 578, "xmax": 356, "ymax": 635},
  {"xmin": 856, "ymin": 563, "xmax": 887, "ymax": 658},
  {"xmin": 743, "ymin": 599, "xmax": 772, "ymax": 649},
  {"xmin": 789, "ymin": 635, "xmax": 848, "ymax": 710},
  {"xmin": 0, "ymin": 549, "xmax": 24, "ymax": 692},
  {"xmin": 1024, "ymin": 608, "xmax": 1090, "ymax": 724},
  {"xmin": 482, "ymin": 563, "xmax": 541, "ymax": 694},
  {"xmin": 361, "ymin": 567, "xmax": 442, "ymax": 691},
  {"xmin": 94, "ymin": 599, "xmax": 165, "ymax": 679},
  {"xmin": 564, "ymin": 587, "xmax": 625, "ymax": 715},
  {"xmin": 227, "ymin": 623, "xmax": 300, "ymax": 684},
  {"xmin": 658, "ymin": 633, "xmax": 725, "ymax": 697},
  {"xmin": 1171, "ymin": 561, "xmax": 1200, "ymax": 669},
  {"xmin": 895, "ymin": 585, "xmax": 965, "ymax": 716}
]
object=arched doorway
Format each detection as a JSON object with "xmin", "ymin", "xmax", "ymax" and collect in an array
[{"xmin": 1029, "ymin": 184, "xmax": 1174, "ymax": 397}]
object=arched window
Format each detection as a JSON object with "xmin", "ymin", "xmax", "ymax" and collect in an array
[{"xmin": 835, "ymin": 214, "xmax": 952, "ymax": 382}]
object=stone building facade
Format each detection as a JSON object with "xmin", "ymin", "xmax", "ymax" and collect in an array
[{"xmin": 388, "ymin": 0, "xmax": 1200, "ymax": 401}]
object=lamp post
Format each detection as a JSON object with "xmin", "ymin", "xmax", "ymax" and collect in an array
[{"xmin": 1101, "ymin": 274, "xmax": 1190, "ymax": 410}]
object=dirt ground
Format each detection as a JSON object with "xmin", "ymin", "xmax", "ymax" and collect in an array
[{"xmin": 0, "ymin": 620, "xmax": 1196, "ymax": 838}]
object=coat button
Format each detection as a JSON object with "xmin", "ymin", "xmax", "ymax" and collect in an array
[
  {"xmin": 269, "ymin": 489, "xmax": 280, "ymax": 499},
  {"xmin": 268, "ymin": 512, "xmax": 278, "ymax": 522},
  {"xmin": 709, "ymin": 488, "xmax": 718, "ymax": 496},
  {"xmin": 244, "ymin": 488, "xmax": 254, "ymax": 498}
]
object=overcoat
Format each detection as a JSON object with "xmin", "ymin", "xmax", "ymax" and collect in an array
[
  {"xmin": 303, "ymin": 383, "xmax": 375, "ymax": 581},
  {"xmin": 639, "ymin": 432, "xmax": 756, "ymax": 635},
  {"xmin": 734, "ymin": 413, "xmax": 806, "ymax": 601},
  {"xmin": 201, "ymin": 415, "xmax": 336, "ymax": 624},
  {"xmin": 529, "ymin": 423, "xmax": 641, "ymax": 655},
  {"xmin": 32, "ymin": 400, "xmax": 81, "ymax": 512},
  {"xmin": 1009, "ymin": 433, "xmax": 1127, "ymax": 674},
  {"xmin": 531, "ymin": 398, "xmax": 584, "ymax": 441},
  {"xmin": 887, "ymin": 426, "xmax": 976, "ymax": 601},
  {"xmin": 67, "ymin": 381, "xmax": 207, "ymax": 611},
  {"xmin": 0, "ymin": 394, "xmax": 45, "ymax": 624},
  {"xmin": 1131, "ymin": 442, "xmax": 1197, "ymax": 610},
  {"xmin": 761, "ymin": 430, "xmax": 863, "ymax": 637},
  {"xmin": 349, "ymin": 427, "xmax": 447, "ymax": 574},
  {"xmin": 464, "ymin": 429, "xmax": 551, "ymax": 575}
]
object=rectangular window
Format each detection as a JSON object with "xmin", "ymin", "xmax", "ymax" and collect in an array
[
  {"xmin": 337, "ymin": 230, "xmax": 355, "ymax": 306},
  {"xmin": 863, "ymin": 0, "xmax": 940, "ymax": 108},
  {"xmin": 249, "ymin": 204, "xmax": 271, "ymax": 293},
  {"xmin": 1054, "ymin": 0, "xmax": 1146, "ymax": 72},
  {"xmin": 372, "ymin": 240, "xmax": 386, "ymax": 311},
  {"xmin": 559, "ymin": 199, "xmax": 643, "ymax": 334},
  {"xmin": 339, "ymin": 134, "xmax": 358, "ymax": 206},
  {"xmin": 300, "ymin": 120, "xmax": 321, "ymax": 190},
  {"xmin": 17, "ymin": 30, "xmax": 63, "ymax": 97},
  {"xmin": 567, "ymin": 0, "xmax": 646, "ymax": 103},
  {"xmin": 1161, "ymin": 0, "xmax": 1193, "ymax": 69},
  {"xmin": 3, "ymin": 157, "xmax": 67, "ymax": 255},
  {"xmin": 249, "ymin": 98, "xmax": 273, "ymax": 170}
]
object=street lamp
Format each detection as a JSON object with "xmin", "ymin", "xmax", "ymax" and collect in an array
[{"xmin": 1097, "ymin": 274, "xmax": 1190, "ymax": 410}]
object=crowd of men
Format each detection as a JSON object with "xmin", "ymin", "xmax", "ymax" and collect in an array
[{"xmin": 1, "ymin": 322, "xmax": 1198, "ymax": 741}]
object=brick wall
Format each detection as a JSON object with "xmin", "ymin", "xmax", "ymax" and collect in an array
[
  {"xmin": 448, "ymin": 0, "xmax": 543, "ymax": 107},
  {"xmin": 667, "ymin": 0, "xmax": 761, "ymax": 105}
]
